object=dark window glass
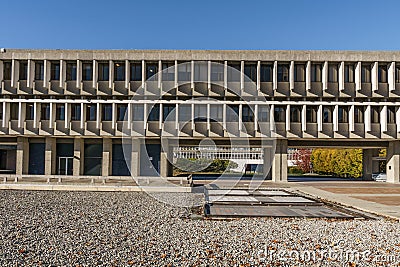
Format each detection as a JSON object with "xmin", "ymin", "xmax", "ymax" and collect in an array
[
  {"xmin": 274, "ymin": 106, "xmax": 286, "ymax": 122},
  {"xmin": 86, "ymin": 104, "xmax": 96, "ymax": 121},
  {"xmin": 306, "ymin": 106, "xmax": 317, "ymax": 123},
  {"xmin": 210, "ymin": 105, "xmax": 222, "ymax": 122},
  {"xmin": 98, "ymin": 63, "xmax": 109, "ymax": 81},
  {"xmin": 3, "ymin": 61, "xmax": 12, "ymax": 80},
  {"xmin": 378, "ymin": 64, "xmax": 388, "ymax": 83},
  {"xmin": 290, "ymin": 106, "xmax": 301, "ymax": 122},
  {"xmin": 277, "ymin": 64, "xmax": 289, "ymax": 82},
  {"xmin": 354, "ymin": 106, "xmax": 364, "ymax": 123},
  {"xmin": 338, "ymin": 106, "xmax": 348, "ymax": 123},
  {"xmin": 396, "ymin": 65, "xmax": 400, "ymax": 83},
  {"xmin": 260, "ymin": 63, "xmax": 273, "ymax": 82},
  {"xmin": 102, "ymin": 104, "xmax": 112, "ymax": 121},
  {"xmin": 114, "ymin": 62, "xmax": 125, "ymax": 81},
  {"xmin": 227, "ymin": 105, "xmax": 239, "ymax": 122},
  {"xmin": 178, "ymin": 62, "xmax": 190, "ymax": 81},
  {"xmin": 19, "ymin": 61, "xmax": 28, "ymax": 80},
  {"xmin": 194, "ymin": 61, "xmax": 208, "ymax": 81},
  {"xmin": 133, "ymin": 104, "xmax": 144, "ymax": 121},
  {"xmin": 311, "ymin": 63, "xmax": 322, "ymax": 82},
  {"xmin": 194, "ymin": 105, "xmax": 207, "ymax": 122},
  {"xmin": 323, "ymin": 106, "xmax": 332, "ymax": 123},
  {"xmin": 0, "ymin": 103, "xmax": 2, "ymax": 120},
  {"xmin": 294, "ymin": 64, "xmax": 305, "ymax": 82},
  {"xmin": 148, "ymin": 104, "xmax": 159, "ymax": 121},
  {"xmin": 162, "ymin": 62, "xmax": 174, "ymax": 81},
  {"xmin": 163, "ymin": 104, "xmax": 175, "ymax": 122},
  {"xmin": 41, "ymin": 103, "xmax": 50, "ymax": 120},
  {"xmin": 71, "ymin": 104, "xmax": 81, "ymax": 121},
  {"xmin": 84, "ymin": 143, "xmax": 102, "ymax": 176},
  {"xmin": 146, "ymin": 63, "xmax": 158, "ymax": 80},
  {"xmin": 26, "ymin": 104, "xmax": 34, "ymax": 120},
  {"xmin": 130, "ymin": 62, "xmax": 142, "ymax": 81},
  {"xmin": 66, "ymin": 62, "xmax": 77, "ymax": 81},
  {"xmin": 211, "ymin": 63, "xmax": 224, "ymax": 81},
  {"xmin": 371, "ymin": 106, "xmax": 380, "ymax": 123},
  {"xmin": 328, "ymin": 63, "xmax": 338, "ymax": 83},
  {"xmin": 10, "ymin": 103, "xmax": 19, "ymax": 120},
  {"xmin": 227, "ymin": 62, "xmax": 241, "ymax": 82},
  {"xmin": 258, "ymin": 106, "xmax": 269, "ymax": 122},
  {"xmin": 388, "ymin": 106, "xmax": 396, "ymax": 124},
  {"xmin": 242, "ymin": 105, "xmax": 254, "ymax": 122},
  {"xmin": 244, "ymin": 63, "xmax": 257, "ymax": 82},
  {"xmin": 51, "ymin": 61, "xmax": 60, "ymax": 80},
  {"xmin": 56, "ymin": 104, "xmax": 65, "ymax": 120},
  {"xmin": 35, "ymin": 62, "xmax": 44, "ymax": 80},
  {"xmin": 344, "ymin": 64, "xmax": 355, "ymax": 83},
  {"xmin": 82, "ymin": 63, "xmax": 92, "ymax": 81},
  {"xmin": 361, "ymin": 64, "xmax": 371, "ymax": 83},
  {"xmin": 117, "ymin": 104, "xmax": 127, "ymax": 121}
]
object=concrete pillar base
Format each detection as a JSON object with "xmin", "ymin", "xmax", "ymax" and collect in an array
[
  {"xmin": 271, "ymin": 139, "xmax": 288, "ymax": 182},
  {"xmin": 363, "ymin": 148, "xmax": 380, "ymax": 181},
  {"xmin": 73, "ymin": 138, "xmax": 83, "ymax": 176},
  {"xmin": 102, "ymin": 138, "xmax": 112, "ymax": 177}
]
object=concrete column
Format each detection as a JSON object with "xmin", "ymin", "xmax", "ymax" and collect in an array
[
  {"xmin": 102, "ymin": 138, "xmax": 112, "ymax": 177},
  {"xmin": 60, "ymin": 59, "xmax": 66, "ymax": 88},
  {"xmin": 45, "ymin": 137, "xmax": 56, "ymax": 175},
  {"xmin": 207, "ymin": 60, "xmax": 211, "ymax": 89},
  {"xmin": 285, "ymin": 104, "xmax": 290, "ymax": 131},
  {"xmin": 333, "ymin": 105, "xmax": 338, "ymax": 132},
  {"xmin": 322, "ymin": 61, "xmax": 328, "ymax": 90},
  {"xmin": 271, "ymin": 139, "xmax": 288, "ymax": 182},
  {"xmin": 289, "ymin": 61, "xmax": 294, "ymax": 90},
  {"xmin": 160, "ymin": 139, "xmax": 172, "ymax": 177},
  {"xmin": 0, "ymin": 60, "xmax": 3, "ymax": 82},
  {"xmin": 349, "ymin": 105, "xmax": 355, "ymax": 132},
  {"xmin": 306, "ymin": 61, "xmax": 311, "ymax": 90},
  {"xmin": 301, "ymin": 104, "xmax": 306, "ymax": 132},
  {"xmin": 317, "ymin": 105, "xmax": 323, "ymax": 132},
  {"xmin": 339, "ymin": 61, "xmax": 345, "ymax": 91},
  {"xmin": 92, "ymin": 60, "xmax": 98, "ymax": 89},
  {"xmin": 240, "ymin": 60, "xmax": 244, "ymax": 90},
  {"xmin": 273, "ymin": 61, "xmax": 278, "ymax": 90},
  {"xmin": 125, "ymin": 59, "xmax": 130, "ymax": 89},
  {"xmin": 109, "ymin": 60, "xmax": 114, "ymax": 89},
  {"xmin": 27, "ymin": 59, "xmax": 33, "ymax": 88},
  {"xmin": 76, "ymin": 60, "xmax": 82, "ymax": 89},
  {"xmin": 389, "ymin": 62, "xmax": 395, "ymax": 91},
  {"xmin": 362, "ymin": 149, "xmax": 379, "ymax": 181},
  {"xmin": 73, "ymin": 138, "xmax": 83, "ymax": 176},
  {"xmin": 16, "ymin": 137, "xmax": 28, "ymax": 176},
  {"xmin": 263, "ymin": 147, "xmax": 272, "ymax": 179},
  {"xmin": 11, "ymin": 59, "xmax": 18, "ymax": 88},
  {"xmin": 387, "ymin": 141, "xmax": 400, "ymax": 183},
  {"xmin": 355, "ymin": 62, "xmax": 361, "ymax": 91},
  {"xmin": 380, "ymin": 105, "xmax": 387, "ymax": 132},
  {"xmin": 257, "ymin": 61, "xmax": 261, "ymax": 90},
  {"xmin": 365, "ymin": 105, "xmax": 371, "ymax": 132},
  {"xmin": 372, "ymin": 62, "xmax": 378, "ymax": 91},
  {"xmin": 130, "ymin": 138, "xmax": 140, "ymax": 177}
]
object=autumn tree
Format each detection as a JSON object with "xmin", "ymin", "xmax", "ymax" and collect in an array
[{"xmin": 293, "ymin": 149, "xmax": 313, "ymax": 173}]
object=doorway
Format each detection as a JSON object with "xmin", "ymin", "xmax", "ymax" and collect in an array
[{"xmin": 58, "ymin": 157, "xmax": 73, "ymax": 175}]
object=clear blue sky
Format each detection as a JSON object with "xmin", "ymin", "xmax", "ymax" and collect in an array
[{"xmin": 2, "ymin": 0, "xmax": 400, "ymax": 50}]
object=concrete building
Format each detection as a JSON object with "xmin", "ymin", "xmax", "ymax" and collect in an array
[{"xmin": 0, "ymin": 49, "xmax": 399, "ymax": 183}]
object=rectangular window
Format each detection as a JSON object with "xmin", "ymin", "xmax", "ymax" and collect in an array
[
  {"xmin": 361, "ymin": 64, "xmax": 371, "ymax": 83},
  {"xmin": 114, "ymin": 62, "xmax": 125, "ymax": 81},
  {"xmin": 35, "ymin": 62, "xmax": 44, "ymax": 80},
  {"xmin": 371, "ymin": 106, "xmax": 380, "ymax": 123},
  {"xmin": 146, "ymin": 62, "xmax": 158, "ymax": 80},
  {"xmin": 227, "ymin": 62, "xmax": 241, "ymax": 82},
  {"xmin": 178, "ymin": 104, "xmax": 191, "ymax": 122},
  {"xmin": 132, "ymin": 104, "xmax": 144, "ymax": 121},
  {"xmin": 102, "ymin": 104, "xmax": 112, "ymax": 121},
  {"xmin": 242, "ymin": 105, "xmax": 254, "ymax": 122},
  {"xmin": 274, "ymin": 106, "xmax": 286, "ymax": 122},
  {"xmin": 26, "ymin": 103, "xmax": 34, "ymax": 120},
  {"xmin": 3, "ymin": 61, "xmax": 12, "ymax": 80},
  {"xmin": 294, "ymin": 64, "xmax": 305, "ymax": 82},
  {"xmin": 194, "ymin": 61, "xmax": 208, "ymax": 81},
  {"xmin": 323, "ymin": 106, "xmax": 332, "ymax": 123},
  {"xmin": 277, "ymin": 64, "xmax": 289, "ymax": 82},
  {"xmin": 311, "ymin": 63, "xmax": 322, "ymax": 82},
  {"xmin": 0, "ymin": 103, "xmax": 2, "ymax": 120},
  {"xmin": 41, "ymin": 103, "xmax": 50, "ymax": 120},
  {"xmin": 244, "ymin": 63, "xmax": 257, "ymax": 82},
  {"xmin": 148, "ymin": 104, "xmax": 159, "ymax": 121},
  {"xmin": 290, "ymin": 106, "xmax": 301, "ymax": 122},
  {"xmin": 354, "ymin": 106, "xmax": 364, "ymax": 123},
  {"xmin": 211, "ymin": 63, "xmax": 224, "ymax": 81},
  {"xmin": 226, "ymin": 105, "xmax": 239, "ymax": 122},
  {"xmin": 56, "ymin": 104, "xmax": 65, "ymax": 120},
  {"xmin": 66, "ymin": 62, "xmax": 77, "ymax": 81},
  {"xmin": 86, "ymin": 104, "xmax": 96, "ymax": 121},
  {"xmin": 51, "ymin": 61, "xmax": 60, "ymax": 80},
  {"xmin": 210, "ymin": 105, "xmax": 222, "ymax": 122},
  {"xmin": 388, "ymin": 106, "xmax": 396, "ymax": 124},
  {"xmin": 163, "ymin": 104, "xmax": 175, "ymax": 122},
  {"xmin": 82, "ymin": 62, "xmax": 92, "ymax": 81},
  {"xmin": 117, "ymin": 104, "xmax": 127, "ymax": 121},
  {"xmin": 162, "ymin": 62, "xmax": 174, "ymax": 81},
  {"xmin": 306, "ymin": 106, "xmax": 317, "ymax": 123},
  {"xmin": 344, "ymin": 63, "xmax": 355, "ymax": 83},
  {"xmin": 178, "ymin": 62, "xmax": 190, "ymax": 81},
  {"xmin": 338, "ymin": 106, "xmax": 348, "ymax": 123},
  {"xmin": 328, "ymin": 63, "xmax": 338, "ymax": 83},
  {"xmin": 71, "ymin": 104, "xmax": 81, "ymax": 121},
  {"xmin": 10, "ymin": 103, "xmax": 19, "ymax": 120},
  {"xmin": 98, "ymin": 63, "xmax": 109, "ymax": 81},
  {"xmin": 19, "ymin": 61, "xmax": 28, "ymax": 80},
  {"xmin": 378, "ymin": 64, "xmax": 388, "ymax": 83},
  {"xmin": 396, "ymin": 65, "xmax": 400, "ymax": 83},
  {"xmin": 84, "ymin": 143, "xmax": 102, "ymax": 176},
  {"xmin": 130, "ymin": 62, "xmax": 142, "ymax": 81},
  {"xmin": 258, "ymin": 106, "xmax": 269, "ymax": 122},
  {"xmin": 260, "ymin": 63, "xmax": 273, "ymax": 82}
]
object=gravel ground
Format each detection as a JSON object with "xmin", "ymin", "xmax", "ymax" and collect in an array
[{"xmin": 0, "ymin": 190, "xmax": 399, "ymax": 266}]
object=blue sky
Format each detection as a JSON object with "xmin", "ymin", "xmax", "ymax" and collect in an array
[{"xmin": 1, "ymin": 0, "xmax": 399, "ymax": 50}]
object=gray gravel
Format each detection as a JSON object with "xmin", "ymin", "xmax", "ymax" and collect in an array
[{"xmin": 0, "ymin": 190, "xmax": 399, "ymax": 266}]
